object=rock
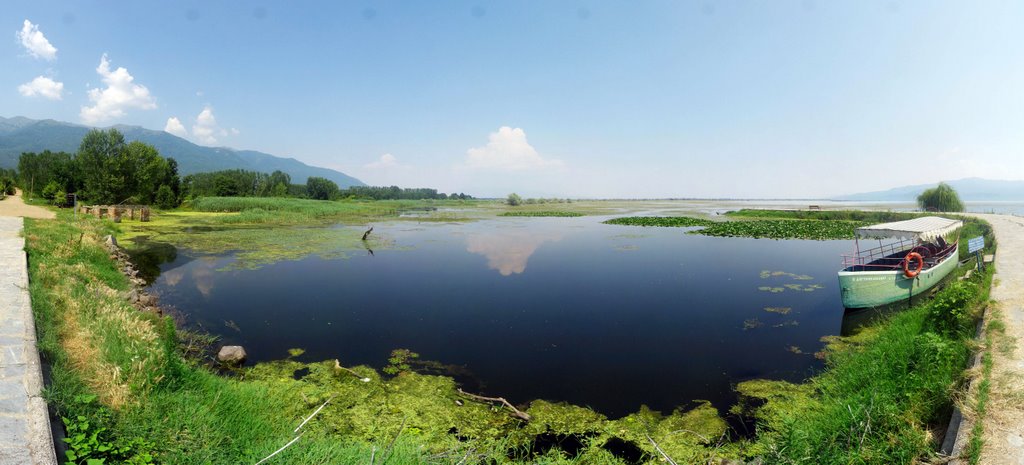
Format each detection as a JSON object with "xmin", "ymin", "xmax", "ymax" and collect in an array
[
  {"xmin": 126, "ymin": 289, "xmax": 140, "ymax": 303},
  {"xmin": 104, "ymin": 235, "xmax": 118, "ymax": 248},
  {"xmin": 217, "ymin": 346, "xmax": 247, "ymax": 365},
  {"xmin": 138, "ymin": 293, "xmax": 157, "ymax": 307}
]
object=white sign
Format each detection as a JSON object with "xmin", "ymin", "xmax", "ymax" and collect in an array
[{"xmin": 968, "ymin": 236, "xmax": 985, "ymax": 254}]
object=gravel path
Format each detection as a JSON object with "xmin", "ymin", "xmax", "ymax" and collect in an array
[
  {"xmin": 969, "ymin": 214, "xmax": 1024, "ymax": 465},
  {"xmin": 0, "ymin": 191, "xmax": 55, "ymax": 220}
]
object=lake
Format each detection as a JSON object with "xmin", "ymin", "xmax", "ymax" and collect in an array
[{"xmin": 145, "ymin": 214, "xmax": 855, "ymax": 418}]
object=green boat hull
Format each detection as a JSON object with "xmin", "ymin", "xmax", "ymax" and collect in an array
[{"xmin": 838, "ymin": 245, "xmax": 959, "ymax": 309}]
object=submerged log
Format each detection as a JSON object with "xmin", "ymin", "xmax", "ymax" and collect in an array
[{"xmin": 362, "ymin": 226, "xmax": 374, "ymax": 241}]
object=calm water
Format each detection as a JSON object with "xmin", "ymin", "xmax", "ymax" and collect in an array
[{"xmin": 147, "ymin": 216, "xmax": 853, "ymax": 417}]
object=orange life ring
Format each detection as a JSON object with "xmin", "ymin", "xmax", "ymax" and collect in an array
[{"xmin": 903, "ymin": 252, "xmax": 924, "ymax": 278}]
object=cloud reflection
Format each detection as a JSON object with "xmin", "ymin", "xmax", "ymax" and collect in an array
[{"xmin": 465, "ymin": 228, "xmax": 563, "ymax": 276}]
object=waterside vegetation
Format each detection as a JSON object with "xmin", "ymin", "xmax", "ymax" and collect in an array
[{"xmin": 26, "ymin": 207, "xmax": 996, "ymax": 464}]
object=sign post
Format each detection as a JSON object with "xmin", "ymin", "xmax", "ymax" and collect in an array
[{"xmin": 968, "ymin": 236, "xmax": 985, "ymax": 271}]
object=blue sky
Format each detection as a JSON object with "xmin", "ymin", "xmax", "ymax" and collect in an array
[{"xmin": 3, "ymin": 1, "xmax": 1022, "ymax": 198}]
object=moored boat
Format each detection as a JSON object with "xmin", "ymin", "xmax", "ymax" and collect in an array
[{"xmin": 838, "ymin": 216, "xmax": 962, "ymax": 309}]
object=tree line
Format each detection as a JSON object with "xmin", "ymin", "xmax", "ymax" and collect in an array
[
  {"xmin": 339, "ymin": 185, "xmax": 471, "ymax": 200},
  {"xmin": 9, "ymin": 128, "xmax": 467, "ymax": 207}
]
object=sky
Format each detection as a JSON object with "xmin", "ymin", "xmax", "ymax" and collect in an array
[{"xmin": 2, "ymin": 1, "xmax": 1022, "ymax": 199}]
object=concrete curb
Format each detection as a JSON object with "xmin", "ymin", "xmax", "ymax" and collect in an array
[{"xmin": 0, "ymin": 217, "xmax": 57, "ymax": 465}]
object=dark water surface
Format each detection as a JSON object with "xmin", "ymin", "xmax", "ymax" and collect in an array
[{"xmin": 147, "ymin": 216, "xmax": 852, "ymax": 417}]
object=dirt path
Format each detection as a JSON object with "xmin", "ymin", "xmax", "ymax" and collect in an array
[
  {"xmin": 0, "ymin": 190, "xmax": 55, "ymax": 219},
  {"xmin": 973, "ymin": 214, "xmax": 1024, "ymax": 465}
]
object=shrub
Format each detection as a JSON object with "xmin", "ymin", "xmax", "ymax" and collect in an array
[
  {"xmin": 926, "ymin": 280, "xmax": 977, "ymax": 336},
  {"xmin": 42, "ymin": 180, "xmax": 61, "ymax": 201},
  {"xmin": 506, "ymin": 193, "xmax": 522, "ymax": 206},
  {"xmin": 154, "ymin": 185, "xmax": 177, "ymax": 209}
]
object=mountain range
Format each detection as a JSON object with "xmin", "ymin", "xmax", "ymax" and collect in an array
[
  {"xmin": 835, "ymin": 178, "xmax": 1024, "ymax": 201},
  {"xmin": 0, "ymin": 116, "xmax": 364, "ymax": 188}
]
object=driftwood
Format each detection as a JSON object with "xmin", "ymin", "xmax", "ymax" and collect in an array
[
  {"xmin": 457, "ymin": 388, "xmax": 531, "ymax": 421},
  {"xmin": 334, "ymin": 359, "xmax": 372, "ymax": 382},
  {"xmin": 362, "ymin": 226, "xmax": 373, "ymax": 241}
]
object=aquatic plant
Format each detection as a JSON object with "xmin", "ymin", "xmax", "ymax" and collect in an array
[
  {"xmin": 763, "ymin": 307, "xmax": 792, "ymax": 315},
  {"xmin": 603, "ymin": 215, "xmax": 865, "ymax": 240},
  {"xmin": 498, "ymin": 211, "xmax": 583, "ymax": 217},
  {"xmin": 602, "ymin": 216, "xmax": 713, "ymax": 227},
  {"xmin": 699, "ymin": 219, "xmax": 865, "ymax": 240}
]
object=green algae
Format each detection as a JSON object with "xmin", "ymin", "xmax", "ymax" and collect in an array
[{"xmin": 240, "ymin": 356, "xmax": 744, "ymax": 463}]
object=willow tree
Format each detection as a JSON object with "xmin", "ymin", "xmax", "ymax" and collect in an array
[{"xmin": 917, "ymin": 182, "xmax": 964, "ymax": 212}]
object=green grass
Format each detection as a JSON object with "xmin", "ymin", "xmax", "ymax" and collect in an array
[{"xmin": 498, "ymin": 211, "xmax": 583, "ymax": 217}]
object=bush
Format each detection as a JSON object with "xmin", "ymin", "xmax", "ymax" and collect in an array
[
  {"xmin": 926, "ymin": 280, "xmax": 977, "ymax": 336},
  {"xmin": 506, "ymin": 193, "xmax": 522, "ymax": 206},
  {"xmin": 41, "ymin": 180, "xmax": 61, "ymax": 201}
]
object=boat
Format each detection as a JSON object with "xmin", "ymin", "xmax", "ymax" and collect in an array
[{"xmin": 838, "ymin": 216, "xmax": 962, "ymax": 309}]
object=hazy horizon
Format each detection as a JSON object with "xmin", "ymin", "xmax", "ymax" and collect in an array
[{"xmin": 3, "ymin": 2, "xmax": 1022, "ymax": 198}]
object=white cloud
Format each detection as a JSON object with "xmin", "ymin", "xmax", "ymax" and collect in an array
[
  {"xmin": 80, "ymin": 54, "xmax": 157, "ymax": 124},
  {"xmin": 18, "ymin": 76, "xmax": 64, "ymax": 100},
  {"xmin": 17, "ymin": 20, "xmax": 57, "ymax": 60},
  {"xmin": 164, "ymin": 117, "xmax": 187, "ymax": 137},
  {"xmin": 464, "ymin": 126, "xmax": 563, "ymax": 171},
  {"xmin": 192, "ymin": 106, "xmax": 220, "ymax": 144},
  {"xmin": 365, "ymin": 153, "xmax": 409, "ymax": 169}
]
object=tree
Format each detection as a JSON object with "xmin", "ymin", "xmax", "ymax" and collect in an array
[
  {"xmin": 506, "ymin": 193, "xmax": 522, "ymax": 206},
  {"xmin": 306, "ymin": 176, "xmax": 339, "ymax": 200},
  {"xmin": 155, "ymin": 185, "xmax": 177, "ymax": 209},
  {"xmin": 917, "ymin": 182, "xmax": 964, "ymax": 212},
  {"xmin": 77, "ymin": 129, "xmax": 127, "ymax": 203}
]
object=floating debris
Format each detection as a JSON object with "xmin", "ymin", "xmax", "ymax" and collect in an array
[
  {"xmin": 786, "ymin": 345, "xmax": 803, "ymax": 354},
  {"xmin": 225, "ymin": 320, "xmax": 241, "ymax": 332},
  {"xmin": 772, "ymin": 320, "xmax": 800, "ymax": 328},
  {"xmin": 764, "ymin": 307, "xmax": 792, "ymax": 315},
  {"xmin": 743, "ymin": 318, "xmax": 764, "ymax": 330}
]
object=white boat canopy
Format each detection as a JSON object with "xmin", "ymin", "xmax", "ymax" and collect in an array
[{"xmin": 855, "ymin": 216, "xmax": 963, "ymax": 241}]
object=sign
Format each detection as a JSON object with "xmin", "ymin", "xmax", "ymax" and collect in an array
[{"xmin": 968, "ymin": 236, "xmax": 985, "ymax": 254}]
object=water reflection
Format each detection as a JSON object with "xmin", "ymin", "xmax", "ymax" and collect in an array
[
  {"xmin": 465, "ymin": 228, "xmax": 564, "ymax": 276},
  {"xmin": 160, "ymin": 257, "xmax": 219, "ymax": 297}
]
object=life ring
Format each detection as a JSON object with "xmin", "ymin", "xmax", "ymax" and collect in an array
[{"xmin": 903, "ymin": 252, "xmax": 924, "ymax": 278}]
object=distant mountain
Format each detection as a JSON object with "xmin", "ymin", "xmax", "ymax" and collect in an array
[
  {"xmin": 835, "ymin": 178, "xmax": 1024, "ymax": 201},
  {"xmin": 0, "ymin": 116, "xmax": 364, "ymax": 188}
]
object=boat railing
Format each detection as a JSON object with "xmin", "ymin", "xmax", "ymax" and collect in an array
[
  {"xmin": 841, "ymin": 239, "xmax": 911, "ymax": 269},
  {"xmin": 842, "ymin": 239, "xmax": 959, "ymax": 270}
]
